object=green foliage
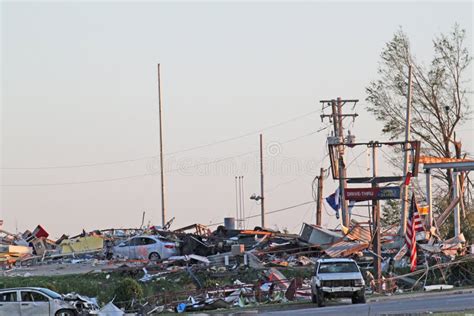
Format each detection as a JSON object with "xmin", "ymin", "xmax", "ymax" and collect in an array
[
  {"xmin": 114, "ymin": 278, "xmax": 143, "ymax": 307},
  {"xmin": 366, "ymin": 24, "xmax": 471, "ymax": 192},
  {"xmin": 381, "ymin": 199, "xmax": 401, "ymax": 228}
]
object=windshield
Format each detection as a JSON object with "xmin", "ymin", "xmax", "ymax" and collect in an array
[
  {"xmin": 318, "ymin": 262, "xmax": 359, "ymax": 273},
  {"xmin": 38, "ymin": 288, "xmax": 62, "ymax": 299}
]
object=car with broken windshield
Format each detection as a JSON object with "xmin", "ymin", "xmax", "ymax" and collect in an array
[{"xmin": 311, "ymin": 258, "xmax": 366, "ymax": 306}]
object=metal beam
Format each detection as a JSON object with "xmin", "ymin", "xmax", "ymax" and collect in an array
[
  {"xmin": 424, "ymin": 161, "xmax": 474, "ymax": 171},
  {"xmin": 453, "ymin": 172, "xmax": 461, "ymax": 237}
]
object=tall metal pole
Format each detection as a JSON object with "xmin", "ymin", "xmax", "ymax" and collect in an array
[
  {"xmin": 241, "ymin": 176, "xmax": 246, "ymax": 229},
  {"xmin": 316, "ymin": 167, "xmax": 324, "ymax": 226},
  {"xmin": 372, "ymin": 144, "xmax": 382, "ymax": 292},
  {"xmin": 235, "ymin": 176, "xmax": 239, "ymax": 224},
  {"xmin": 426, "ymin": 169, "xmax": 433, "ymax": 228},
  {"xmin": 453, "ymin": 172, "xmax": 461, "ymax": 236},
  {"xmin": 260, "ymin": 134, "xmax": 265, "ymax": 228},
  {"xmin": 157, "ymin": 63, "xmax": 166, "ymax": 227},
  {"xmin": 400, "ymin": 64, "xmax": 413, "ymax": 237}
]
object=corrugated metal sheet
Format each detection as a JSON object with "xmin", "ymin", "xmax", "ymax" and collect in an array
[
  {"xmin": 324, "ymin": 240, "xmax": 369, "ymax": 258},
  {"xmin": 345, "ymin": 222, "xmax": 371, "ymax": 243}
]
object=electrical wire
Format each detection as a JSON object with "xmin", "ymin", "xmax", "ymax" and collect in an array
[
  {"xmin": 2, "ymin": 110, "xmax": 319, "ymax": 170},
  {"xmin": 207, "ymin": 200, "xmax": 315, "ymax": 227},
  {"xmin": 2, "ymin": 129, "xmax": 320, "ymax": 187}
]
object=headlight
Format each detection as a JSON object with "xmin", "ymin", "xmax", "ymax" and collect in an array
[{"xmin": 354, "ymin": 279, "xmax": 364, "ymax": 286}]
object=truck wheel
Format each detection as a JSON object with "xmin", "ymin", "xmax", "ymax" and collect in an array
[
  {"xmin": 316, "ymin": 289, "xmax": 325, "ymax": 307},
  {"xmin": 352, "ymin": 290, "xmax": 366, "ymax": 304},
  {"xmin": 311, "ymin": 291, "xmax": 318, "ymax": 304}
]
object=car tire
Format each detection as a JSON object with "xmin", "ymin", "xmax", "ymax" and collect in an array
[
  {"xmin": 149, "ymin": 252, "xmax": 161, "ymax": 261},
  {"xmin": 311, "ymin": 291, "xmax": 318, "ymax": 304},
  {"xmin": 55, "ymin": 309, "xmax": 76, "ymax": 316}
]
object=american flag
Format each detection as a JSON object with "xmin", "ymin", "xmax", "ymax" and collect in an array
[{"xmin": 406, "ymin": 194, "xmax": 424, "ymax": 272}]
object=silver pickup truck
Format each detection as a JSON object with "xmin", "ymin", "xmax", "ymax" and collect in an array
[{"xmin": 311, "ymin": 258, "xmax": 366, "ymax": 307}]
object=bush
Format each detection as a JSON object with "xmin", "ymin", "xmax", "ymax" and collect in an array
[{"xmin": 114, "ymin": 278, "xmax": 143, "ymax": 308}]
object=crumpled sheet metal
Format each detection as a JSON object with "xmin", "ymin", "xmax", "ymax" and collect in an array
[
  {"xmin": 345, "ymin": 221, "xmax": 371, "ymax": 243},
  {"xmin": 324, "ymin": 240, "xmax": 369, "ymax": 258}
]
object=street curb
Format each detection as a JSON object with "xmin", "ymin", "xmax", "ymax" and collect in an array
[{"xmin": 368, "ymin": 287, "xmax": 474, "ymax": 303}]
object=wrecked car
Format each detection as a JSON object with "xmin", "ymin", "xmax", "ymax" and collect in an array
[
  {"xmin": 113, "ymin": 235, "xmax": 178, "ymax": 260},
  {"xmin": 0, "ymin": 287, "xmax": 77, "ymax": 316},
  {"xmin": 311, "ymin": 258, "xmax": 366, "ymax": 306}
]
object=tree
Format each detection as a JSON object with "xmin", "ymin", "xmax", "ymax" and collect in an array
[
  {"xmin": 381, "ymin": 200, "xmax": 401, "ymax": 228},
  {"xmin": 366, "ymin": 24, "xmax": 472, "ymax": 191},
  {"xmin": 366, "ymin": 25, "xmax": 472, "ymax": 230}
]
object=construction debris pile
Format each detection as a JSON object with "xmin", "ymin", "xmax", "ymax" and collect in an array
[{"xmin": 1, "ymin": 215, "xmax": 472, "ymax": 314}]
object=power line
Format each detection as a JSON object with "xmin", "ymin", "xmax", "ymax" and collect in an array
[
  {"xmin": 207, "ymin": 200, "xmax": 315, "ymax": 227},
  {"xmin": 2, "ymin": 129, "xmax": 320, "ymax": 187},
  {"xmin": 2, "ymin": 110, "xmax": 319, "ymax": 170}
]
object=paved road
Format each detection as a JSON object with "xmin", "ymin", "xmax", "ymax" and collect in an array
[{"xmin": 262, "ymin": 292, "xmax": 474, "ymax": 316}]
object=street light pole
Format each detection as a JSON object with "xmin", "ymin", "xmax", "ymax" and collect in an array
[{"xmin": 260, "ymin": 134, "xmax": 265, "ymax": 228}]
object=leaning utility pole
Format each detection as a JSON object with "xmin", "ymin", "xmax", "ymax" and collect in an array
[
  {"xmin": 316, "ymin": 167, "xmax": 324, "ymax": 226},
  {"xmin": 320, "ymin": 98, "xmax": 358, "ymax": 228},
  {"xmin": 400, "ymin": 64, "xmax": 413, "ymax": 237},
  {"xmin": 157, "ymin": 63, "xmax": 166, "ymax": 227},
  {"xmin": 259, "ymin": 134, "xmax": 265, "ymax": 228},
  {"xmin": 371, "ymin": 142, "xmax": 382, "ymax": 292}
]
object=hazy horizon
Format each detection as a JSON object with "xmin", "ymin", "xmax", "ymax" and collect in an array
[{"xmin": 1, "ymin": 1, "xmax": 472, "ymax": 238}]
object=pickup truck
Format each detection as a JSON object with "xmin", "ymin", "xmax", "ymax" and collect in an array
[{"xmin": 311, "ymin": 258, "xmax": 366, "ymax": 307}]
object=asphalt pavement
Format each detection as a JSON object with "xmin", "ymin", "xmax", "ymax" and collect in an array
[{"xmin": 262, "ymin": 292, "xmax": 474, "ymax": 315}]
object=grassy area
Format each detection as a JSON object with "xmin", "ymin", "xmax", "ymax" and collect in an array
[
  {"xmin": 0, "ymin": 270, "xmax": 195, "ymax": 305},
  {"xmin": 0, "ymin": 266, "xmax": 313, "ymax": 306}
]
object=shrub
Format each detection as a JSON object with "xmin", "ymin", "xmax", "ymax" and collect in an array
[{"xmin": 113, "ymin": 278, "xmax": 143, "ymax": 308}]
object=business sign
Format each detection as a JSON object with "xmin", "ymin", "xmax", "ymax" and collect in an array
[{"xmin": 344, "ymin": 187, "xmax": 401, "ymax": 201}]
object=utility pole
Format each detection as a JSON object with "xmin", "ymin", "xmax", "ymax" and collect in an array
[
  {"xmin": 235, "ymin": 176, "xmax": 239, "ymax": 226},
  {"xmin": 237, "ymin": 176, "xmax": 243, "ymax": 229},
  {"xmin": 259, "ymin": 134, "xmax": 265, "ymax": 228},
  {"xmin": 336, "ymin": 97, "xmax": 350, "ymax": 228},
  {"xmin": 316, "ymin": 167, "xmax": 324, "ymax": 226},
  {"xmin": 240, "ymin": 176, "xmax": 245, "ymax": 229},
  {"xmin": 400, "ymin": 64, "xmax": 413, "ymax": 237},
  {"xmin": 320, "ymin": 98, "xmax": 358, "ymax": 228},
  {"xmin": 371, "ymin": 142, "xmax": 382, "ymax": 292},
  {"xmin": 157, "ymin": 63, "xmax": 166, "ymax": 227}
]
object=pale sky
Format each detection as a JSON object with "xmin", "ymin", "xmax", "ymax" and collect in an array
[{"xmin": 1, "ymin": 1, "xmax": 473, "ymax": 238}]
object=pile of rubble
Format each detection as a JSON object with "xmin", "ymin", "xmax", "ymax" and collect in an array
[{"xmin": 0, "ymin": 218, "xmax": 472, "ymax": 314}]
